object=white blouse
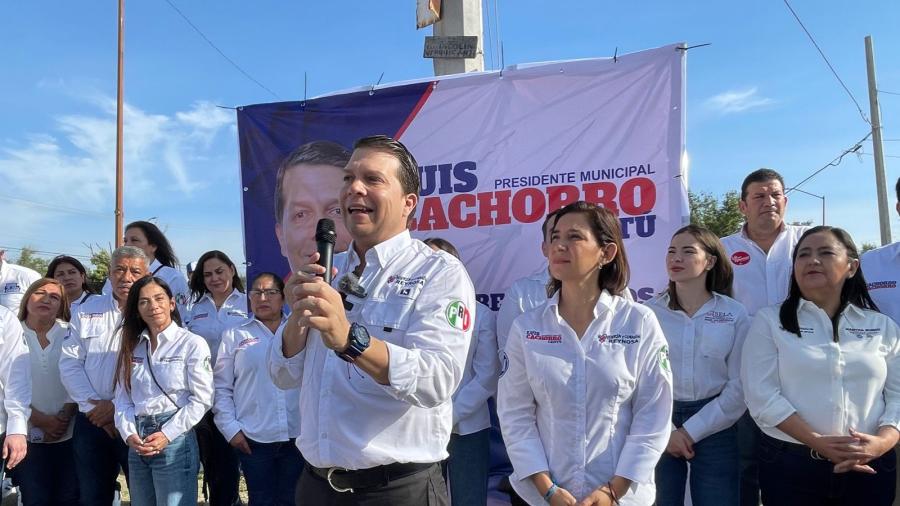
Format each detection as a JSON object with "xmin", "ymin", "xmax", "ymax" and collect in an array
[
  {"xmin": 742, "ymin": 300, "xmax": 900, "ymax": 444},
  {"xmin": 498, "ymin": 290, "xmax": 673, "ymax": 505}
]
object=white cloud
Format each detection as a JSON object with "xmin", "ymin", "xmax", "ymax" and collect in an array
[
  {"xmin": 0, "ymin": 95, "xmax": 234, "ymax": 213},
  {"xmin": 704, "ymin": 87, "xmax": 774, "ymax": 114}
]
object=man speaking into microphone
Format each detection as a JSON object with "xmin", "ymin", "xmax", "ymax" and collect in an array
[{"xmin": 269, "ymin": 135, "xmax": 475, "ymax": 505}]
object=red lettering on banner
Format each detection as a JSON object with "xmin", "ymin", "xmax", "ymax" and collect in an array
[
  {"xmin": 547, "ymin": 185, "xmax": 580, "ymax": 211},
  {"xmin": 416, "ymin": 197, "xmax": 450, "ymax": 231},
  {"xmin": 620, "ymin": 177, "xmax": 656, "ymax": 215},
  {"xmin": 511, "ymin": 187, "xmax": 546, "ymax": 223},
  {"xmin": 408, "ymin": 179, "xmax": 660, "ymax": 232},
  {"xmin": 448, "ymin": 194, "xmax": 477, "ymax": 228},
  {"xmin": 477, "ymin": 190, "xmax": 512, "ymax": 226},
  {"xmin": 583, "ymin": 182, "xmax": 619, "ymax": 214}
]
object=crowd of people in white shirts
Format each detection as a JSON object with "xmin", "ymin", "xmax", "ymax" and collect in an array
[{"xmin": 0, "ymin": 166, "xmax": 898, "ymax": 506}]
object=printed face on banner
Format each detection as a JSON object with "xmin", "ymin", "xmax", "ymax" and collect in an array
[
  {"xmin": 276, "ymin": 164, "xmax": 350, "ymax": 272},
  {"xmin": 341, "ymin": 148, "xmax": 418, "ymax": 251}
]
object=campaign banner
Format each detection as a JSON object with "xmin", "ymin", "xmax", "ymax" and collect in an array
[{"xmin": 237, "ymin": 43, "xmax": 687, "ymax": 309}]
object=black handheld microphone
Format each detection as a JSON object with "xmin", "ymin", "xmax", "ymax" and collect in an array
[{"xmin": 315, "ymin": 218, "xmax": 336, "ymax": 284}]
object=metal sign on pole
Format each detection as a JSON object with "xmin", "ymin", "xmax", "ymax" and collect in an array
[
  {"xmin": 424, "ymin": 35, "xmax": 479, "ymax": 59},
  {"xmin": 865, "ymin": 35, "xmax": 892, "ymax": 245}
]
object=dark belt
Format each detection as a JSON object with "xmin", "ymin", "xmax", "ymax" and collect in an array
[
  {"xmin": 308, "ymin": 461, "xmax": 435, "ymax": 493},
  {"xmin": 761, "ymin": 432, "xmax": 828, "ymax": 461}
]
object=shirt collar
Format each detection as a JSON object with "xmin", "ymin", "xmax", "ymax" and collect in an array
[
  {"xmin": 201, "ymin": 289, "xmax": 242, "ymax": 306},
  {"xmin": 797, "ymin": 298, "xmax": 866, "ymax": 319},
  {"xmin": 740, "ymin": 222, "xmax": 788, "ymax": 244},
  {"xmin": 546, "ymin": 289, "xmax": 615, "ymax": 321},
  {"xmin": 149, "ymin": 258, "xmax": 161, "ymax": 272},
  {"xmin": 347, "ymin": 230, "xmax": 412, "ymax": 269},
  {"xmin": 140, "ymin": 321, "xmax": 179, "ymax": 343}
]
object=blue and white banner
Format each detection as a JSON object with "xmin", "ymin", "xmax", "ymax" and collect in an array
[{"xmin": 237, "ymin": 43, "xmax": 687, "ymax": 307}]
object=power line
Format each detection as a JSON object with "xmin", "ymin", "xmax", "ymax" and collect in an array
[
  {"xmin": 860, "ymin": 151, "xmax": 900, "ymax": 159},
  {"xmin": 787, "ymin": 132, "xmax": 871, "ymax": 193},
  {"xmin": 879, "ymin": 89, "xmax": 900, "ymax": 96},
  {"xmin": 0, "ymin": 195, "xmax": 107, "ymax": 218},
  {"xmin": 0, "ymin": 245, "xmax": 92, "ymax": 261},
  {"xmin": 161, "ymin": 0, "xmax": 281, "ymax": 100},
  {"xmin": 782, "ymin": 0, "xmax": 870, "ymax": 124}
]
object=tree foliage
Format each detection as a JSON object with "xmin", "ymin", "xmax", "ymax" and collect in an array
[
  {"xmin": 88, "ymin": 248, "xmax": 111, "ymax": 285},
  {"xmin": 688, "ymin": 190, "xmax": 744, "ymax": 238},
  {"xmin": 15, "ymin": 246, "xmax": 49, "ymax": 275}
]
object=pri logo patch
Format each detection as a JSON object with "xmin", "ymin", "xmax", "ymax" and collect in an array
[
  {"xmin": 445, "ymin": 300, "xmax": 471, "ymax": 331},
  {"xmin": 730, "ymin": 251, "xmax": 751, "ymax": 266}
]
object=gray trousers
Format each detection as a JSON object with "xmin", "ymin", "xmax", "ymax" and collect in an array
[{"xmin": 295, "ymin": 462, "xmax": 448, "ymax": 506}]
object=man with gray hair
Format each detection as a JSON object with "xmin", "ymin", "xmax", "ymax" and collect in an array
[{"xmin": 60, "ymin": 246, "xmax": 148, "ymax": 506}]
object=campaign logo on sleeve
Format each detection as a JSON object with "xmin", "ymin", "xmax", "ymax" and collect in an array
[
  {"xmin": 445, "ymin": 300, "xmax": 471, "ymax": 331},
  {"xmin": 730, "ymin": 252, "xmax": 751, "ymax": 266},
  {"xmin": 658, "ymin": 345, "xmax": 671, "ymax": 373}
]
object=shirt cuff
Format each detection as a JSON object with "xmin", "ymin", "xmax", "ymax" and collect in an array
[
  {"xmin": 6, "ymin": 416, "xmax": 28, "ymax": 436},
  {"xmin": 161, "ymin": 421, "xmax": 187, "ymax": 443},
  {"xmin": 506, "ymin": 437, "xmax": 550, "ymax": 481},
  {"xmin": 119, "ymin": 420, "xmax": 138, "ymax": 443},
  {"xmin": 681, "ymin": 416, "xmax": 708, "ymax": 443},
  {"xmin": 217, "ymin": 419, "xmax": 243, "ymax": 443},
  {"xmin": 615, "ymin": 441, "xmax": 662, "ymax": 484}
]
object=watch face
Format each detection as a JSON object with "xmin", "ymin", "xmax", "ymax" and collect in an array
[{"xmin": 353, "ymin": 324, "xmax": 371, "ymax": 347}]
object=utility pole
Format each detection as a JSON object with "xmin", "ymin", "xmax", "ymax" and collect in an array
[
  {"xmin": 431, "ymin": 0, "xmax": 485, "ymax": 76},
  {"xmin": 865, "ymin": 35, "xmax": 892, "ymax": 245},
  {"xmin": 114, "ymin": 0, "xmax": 125, "ymax": 248}
]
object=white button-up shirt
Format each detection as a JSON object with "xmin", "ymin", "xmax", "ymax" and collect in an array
[
  {"xmin": 214, "ymin": 316, "xmax": 299, "ymax": 444},
  {"xmin": 113, "ymin": 322, "xmax": 213, "ymax": 443},
  {"xmin": 862, "ymin": 242, "xmax": 900, "ymax": 325},
  {"xmin": 721, "ymin": 224, "xmax": 808, "ymax": 317},
  {"xmin": 23, "ymin": 320, "xmax": 75, "ymax": 443},
  {"xmin": 268, "ymin": 230, "xmax": 475, "ymax": 470},
  {"xmin": 453, "ymin": 301, "xmax": 500, "ymax": 435},
  {"xmin": 103, "ymin": 260, "xmax": 191, "ymax": 320},
  {"xmin": 498, "ymin": 291, "xmax": 673, "ymax": 506},
  {"xmin": 647, "ymin": 292, "xmax": 749, "ymax": 442},
  {"xmin": 0, "ymin": 261, "xmax": 41, "ymax": 314},
  {"xmin": 497, "ymin": 271, "xmax": 550, "ymax": 353},
  {"xmin": 69, "ymin": 292, "xmax": 96, "ymax": 315},
  {"xmin": 60, "ymin": 293, "xmax": 123, "ymax": 413},
  {"xmin": 742, "ymin": 301, "xmax": 900, "ymax": 444},
  {"xmin": 0, "ymin": 306, "xmax": 30, "ymax": 436},
  {"xmin": 187, "ymin": 290, "xmax": 248, "ymax": 366}
]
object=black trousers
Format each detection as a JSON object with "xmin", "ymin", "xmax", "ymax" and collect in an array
[
  {"xmin": 295, "ymin": 463, "xmax": 448, "ymax": 506},
  {"xmin": 195, "ymin": 411, "xmax": 242, "ymax": 506},
  {"xmin": 759, "ymin": 433, "xmax": 897, "ymax": 506}
]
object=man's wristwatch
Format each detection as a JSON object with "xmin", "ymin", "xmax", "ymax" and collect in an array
[{"xmin": 335, "ymin": 322, "xmax": 371, "ymax": 363}]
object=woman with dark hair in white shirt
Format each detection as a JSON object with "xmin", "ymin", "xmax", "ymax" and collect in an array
[
  {"xmin": 648, "ymin": 225, "xmax": 748, "ymax": 506},
  {"xmin": 113, "ymin": 276, "xmax": 213, "ymax": 506},
  {"xmin": 213, "ymin": 272, "xmax": 302, "ymax": 506},
  {"xmin": 742, "ymin": 226, "xmax": 900, "ymax": 506},
  {"xmin": 187, "ymin": 249, "xmax": 247, "ymax": 506},
  {"xmin": 498, "ymin": 201, "xmax": 673, "ymax": 506}
]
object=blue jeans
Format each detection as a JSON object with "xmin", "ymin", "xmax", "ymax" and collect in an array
[
  {"xmin": 128, "ymin": 411, "xmax": 200, "ymax": 506},
  {"xmin": 14, "ymin": 439, "xmax": 79, "ymax": 506},
  {"xmin": 237, "ymin": 438, "xmax": 304, "ymax": 506},
  {"xmin": 442, "ymin": 429, "xmax": 490, "ymax": 506},
  {"xmin": 655, "ymin": 397, "xmax": 739, "ymax": 506},
  {"xmin": 72, "ymin": 412, "xmax": 130, "ymax": 506}
]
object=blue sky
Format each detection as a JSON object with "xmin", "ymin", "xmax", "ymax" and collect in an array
[{"xmin": 1, "ymin": 1, "xmax": 899, "ymax": 272}]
